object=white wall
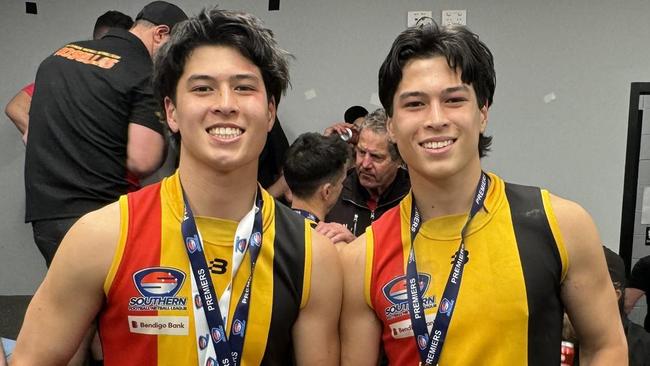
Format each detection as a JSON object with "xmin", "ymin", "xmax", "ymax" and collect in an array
[{"xmin": 2, "ymin": 0, "xmax": 649, "ymax": 294}]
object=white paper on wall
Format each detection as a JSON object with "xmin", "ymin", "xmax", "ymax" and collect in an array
[{"xmin": 642, "ymin": 186, "xmax": 650, "ymax": 224}]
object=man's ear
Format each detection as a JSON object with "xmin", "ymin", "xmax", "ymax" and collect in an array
[
  {"xmin": 320, "ymin": 182, "xmax": 332, "ymax": 201},
  {"xmin": 153, "ymin": 25, "xmax": 170, "ymax": 43},
  {"xmin": 479, "ymin": 102, "xmax": 489, "ymax": 134},
  {"xmin": 387, "ymin": 116, "xmax": 396, "ymax": 141},
  {"xmin": 164, "ymin": 96, "xmax": 179, "ymax": 133},
  {"xmin": 267, "ymin": 97, "xmax": 277, "ymax": 132}
]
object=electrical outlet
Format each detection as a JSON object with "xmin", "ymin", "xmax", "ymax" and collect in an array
[
  {"xmin": 442, "ymin": 10, "xmax": 466, "ymax": 26},
  {"xmin": 407, "ymin": 11, "xmax": 432, "ymax": 27}
]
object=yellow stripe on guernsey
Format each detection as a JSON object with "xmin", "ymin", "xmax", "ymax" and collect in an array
[
  {"xmin": 104, "ymin": 196, "xmax": 130, "ymax": 295},
  {"xmin": 156, "ymin": 172, "xmax": 276, "ymax": 365},
  {"xmin": 300, "ymin": 224, "xmax": 312, "ymax": 309},
  {"xmin": 364, "ymin": 227, "xmax": 376, "ymax": 309},
  {"xmin": 541, "ymin": 190, "xmax": 569, "ymax": 280},
  {"xmin": 397, "ymin": 173, "xmax": 529, "ymax": 364}
]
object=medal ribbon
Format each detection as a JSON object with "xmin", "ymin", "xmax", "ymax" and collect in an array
[
  {"xmin": 407, "ymin": 172, "xmax": 488, "ymax": 366},
  {"xmin": 182, "ymin": 187, "xmax": 263, "ymax": 366},
  {"xmin": 292, "ymin": 208, "xmax": 319, "ymax": 223}
]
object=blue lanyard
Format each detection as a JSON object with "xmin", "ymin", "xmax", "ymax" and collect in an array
[
  {"xmin": 292, "ymin": 208, "xmax": 319, "ymax": 223},
  {"xmin": 181, "ymin": 188, "xmax": 263, "ymax": 366},
  {"xmin": 406, "ymin": 172, "xmax": 488, "ymax": 366}
]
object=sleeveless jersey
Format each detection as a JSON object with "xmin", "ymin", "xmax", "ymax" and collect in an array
[
  {"xmin": 99, "ymin": 172, "xmax": 312, "ymax": 365},
  {"xmin": 366, "ymin": 173, "xmax": 568, "ymax": 365}
]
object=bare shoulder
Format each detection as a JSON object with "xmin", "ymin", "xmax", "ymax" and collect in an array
[
  {"xmin": 311, "ymin": 228, "xmax": 342, "ymax": 267},
  {"xmin": 50, "ymin": 201, "xmax": 122, "ymax": 282},
  {"xmin": 547, "ymin": 193, "xmax": 600, "ymax": 255},
  {"xmin": 341, "ymin": 234, "xmax": 367, "ymax": 264},
  {"xmin": 548, "ymin": 193, "xmax": 593, "ymax": 227}
]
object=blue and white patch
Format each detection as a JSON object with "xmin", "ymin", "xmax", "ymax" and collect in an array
[
  {"xmin": 185, "ymin": 234, "xmax": 201, "ymax": 253},
  {"xmin": 129, "ymin": 267, "xmax": 187, "ymax": 311},
  {"xmin": 439, "ymin": 298, "xmax": 455, "ymax": 316},
  {"xmin": 232, "ymin": 319, "xmax": 246, "ymax": 336},
  {"xmin": 211, "ymin": 326, "xmax": 225, "ymax": 344},
  {"xmin": 382, "ymin": 273, "xmax": 436, "ymax": 320}
]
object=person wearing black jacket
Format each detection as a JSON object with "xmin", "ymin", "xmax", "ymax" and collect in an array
[{"xmin": 325, "ymin": 108, "xmax": 410, "ymax": 238}]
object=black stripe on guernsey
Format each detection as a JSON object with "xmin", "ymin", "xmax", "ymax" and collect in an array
[
  {"xmin": 261, "ymin": 202, "xmax": 306, "ymax": 365},
  {"xmin": 505, "ymin": 183, "xmax": 563, "ymax": 366}
]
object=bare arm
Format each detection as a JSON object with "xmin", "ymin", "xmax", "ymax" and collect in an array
[
  {"xmin": 340, "ymin": 234, "xmax": 382, "ymax": 366},
  {"xmin": 10, "ymin": 203, "xmax": 120, "ymax": 366},
  {"xmin": 323, "ymin": 122, "xmax": 354, "ymax": 137},
  {"xmin": 552, "ymin": 194, "xmax": 627, "ymax": 365},
  {"xmin": 292, "ymin": 231, "xmax": 342, "ymax": 365},
  {"xmin": 126, "ymin": 123, "xmax": 165, "ymax": 178},
  {"xmin": 624, "ymin": 287, "xmax": 645, "ymax": 314},
  {"xmin": 5, "ymin": 90, "xmax": 31, "ymax": 137}
]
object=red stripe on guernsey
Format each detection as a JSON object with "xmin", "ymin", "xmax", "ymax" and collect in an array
[
  {"xmin": 100, "ymin": 183, "xmax": 162, "ymax": 366},
  {"xmin": 370, "ymin": 204, "xmax": 421, "ymax": 366}
]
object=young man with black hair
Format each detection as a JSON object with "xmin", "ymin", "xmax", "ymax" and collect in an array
[
  {"xmin": 284, "ymin": 133, "xmax": 349, "ymax": 226},
  {"xmin": 13, "ymin": 7, "xmax": 341, "ymax": 366},
  {"xmin": 340, "ymin": 23, "xmax": 627, "ymax": 365}
]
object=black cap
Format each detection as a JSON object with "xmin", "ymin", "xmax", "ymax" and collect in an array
[
  {"xmin": 603, "ymin": 246, "xmax": 626, "ymax": 287},
  {"xmin": 344, "ymin": 105, "xmax": 369, "ymax": 123},
  {"xmin": 136, "ymin": 1, "xmax": 187, "ymax": 30}
]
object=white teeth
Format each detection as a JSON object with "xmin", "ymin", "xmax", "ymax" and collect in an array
[
  {"xmin": 207, "ymin": 127, "xmax": 243, "ymax": 138},
  {"xmin": 422, "ymin": 140, "xmax": 453, "ymax": 149}
]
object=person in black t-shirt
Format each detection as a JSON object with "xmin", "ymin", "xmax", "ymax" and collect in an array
[
  {"xmin": 5, "ymin": 10, "xmax": 134, "ymax": 144},
  {"xmin": 24, "ymin": 1, "xmax": 187, "ymax": 267}
]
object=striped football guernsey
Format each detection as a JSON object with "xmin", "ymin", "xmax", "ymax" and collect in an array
[
  {"xmin": 99, "ymin": 172, "xmax": 312, "ymax": 365},
  {"xmin": 365, "ymin": 172, "xmax": 568, "ymax": 365}
]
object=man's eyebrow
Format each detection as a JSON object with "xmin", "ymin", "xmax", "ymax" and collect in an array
[
  {"xmin": 186, "ymin": 74, "xmax": 215, "ymax": 83},
  {"xmin": 397, "ymin": 91, "xmax": 427, "ymax": 101},
  {"xmin": 231, "ymin": 73, "xmax": 261, "ymax": 83},
  {"xmin": 441, "ymin": 85, "xmax": 470, "ymax": 96},
  {"xmin": 398, "ymin": 85, "xmax": 470, "ymax": 100},
  {"xmin": 185, "ymin": 73, "xmax": 261, "ymax": 83}
]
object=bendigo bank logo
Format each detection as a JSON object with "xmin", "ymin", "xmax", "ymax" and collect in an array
[
  {"xmin": 382, "ymin": 273, "xmax": 436, "ymax": 320},
  {"xmin": 206, "ymin": 357, "xmax": 217, "ymax": 366},
  {"xmin": 129, "ymin": 267, "xmax": 187, "ymax": 311}
]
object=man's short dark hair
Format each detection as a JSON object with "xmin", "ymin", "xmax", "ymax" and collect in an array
[
  {"xmin": 378, "ymin": 23, "xmax": 494, "ymax": 158},
  {"xmin": 284, "ymin": 133, "xmax": 349, "ymax": 199},
  {"xmin": 93, "ymin": 11, "xmax": 134, "ymax": 40},
  {"xmin": 153, "ymin": 7, "xmax": 291, "ymax": 110}
]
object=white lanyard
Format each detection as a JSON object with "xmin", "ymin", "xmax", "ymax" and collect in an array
[{"xmin": 190, "ymin": 204, "xmax": 257, "ymax": 366}]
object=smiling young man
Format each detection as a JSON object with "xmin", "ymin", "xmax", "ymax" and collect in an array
[
  {"xmin": 12, "ymin": 8, "xmax": 341, "ymax": 366},
  {"xmin": 340, "ymin": 24, "xmax": 627, "ymax": 366}
]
